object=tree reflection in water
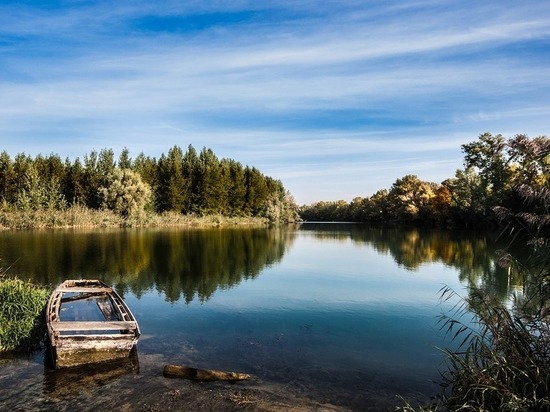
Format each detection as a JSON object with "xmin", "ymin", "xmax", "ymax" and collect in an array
[
  {"xmin": 0, "ymin": 224, "xmax": 525, "ymax": 303},
  {"xmin": 299, "ymin": 223, "xmax": 527, "ymax": 301},
  {"xmin": 0, "ymin": 227, "xmax": 295, "ymax": 303}
]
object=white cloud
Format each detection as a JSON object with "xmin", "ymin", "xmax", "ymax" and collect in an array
[{"xmin": 1, "ymin": 0, "xmax": 549, "ymax": 203}]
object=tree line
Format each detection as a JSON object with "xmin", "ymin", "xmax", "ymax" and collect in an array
[
  {"xmin": 0, "ymin": 145, "xmax": 300, "ymax": 223},
  {"xmin": 300, "ymin": 133, "xmax": 549, "ymax": 228}
]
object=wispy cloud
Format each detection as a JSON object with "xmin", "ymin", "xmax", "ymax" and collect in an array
[{"xmin": 1, "ymin": 0, "xmax": 549, "ymax": 203}]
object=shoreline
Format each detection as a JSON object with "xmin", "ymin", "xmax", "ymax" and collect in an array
[
  {"xmin": 0, "ymin": 206, "xmax": 273, "ymax": 231},
  {"xmin": 1, "ymin": 348, "xmax": 411, "ymax": 411}
]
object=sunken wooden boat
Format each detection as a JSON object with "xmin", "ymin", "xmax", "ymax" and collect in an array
[{"xmin": 46, "ymin": 279, "xmax": 141, "ymax": 369}]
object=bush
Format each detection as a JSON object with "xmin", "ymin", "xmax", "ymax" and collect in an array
[
  {"xmin": 0, "ymin": 277, "xmax": 50, "ymax": 352},
  {"xmin": 98, "ymin": 168, "xmax": 152, "ymax": 219}
]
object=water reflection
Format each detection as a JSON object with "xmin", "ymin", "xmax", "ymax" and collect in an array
[
  {"xmin": 0, "ymin": 224, "xmax": 526, "ymax": 410},
  {"xmin": 0, "ymin": 227, "xmax": 295, "ymax": 303},
  {"xmin": 43, "ymin": 351, "xmax": 140, "ymax": 400},
  {"xmin": 0, "ymin": 224, "xmax": 525, "ymax": 302},
  {"xmin": 300, "ymin": 223, "xmax": 526, "ymax": 300}
]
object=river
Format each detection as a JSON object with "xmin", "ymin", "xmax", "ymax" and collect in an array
[{"xmin": 0, "ymin": 223, "xmax": 516, "ymax": 410}]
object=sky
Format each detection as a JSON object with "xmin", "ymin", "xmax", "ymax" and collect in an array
[{"xmin": 1, "ymin": 1, "xmax": 549, "ymax": 205}]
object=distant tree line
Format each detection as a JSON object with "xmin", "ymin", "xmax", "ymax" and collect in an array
[
  {"xmin": 300, "ymin": 133, "xmax": 549, "ymax": 228},
  {"xmin": 0, "ymin": 145, "xmax": 300, "ymax": 223}
]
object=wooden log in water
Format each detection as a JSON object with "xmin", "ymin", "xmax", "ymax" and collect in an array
[{"xmin": 163, "ymin": 364, "xmax": 251, "ymax": 382}]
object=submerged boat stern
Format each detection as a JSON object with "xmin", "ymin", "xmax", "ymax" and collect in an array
[{"xmin": 53, "ymin": 334, "xmax": 139, "ymax": 369}]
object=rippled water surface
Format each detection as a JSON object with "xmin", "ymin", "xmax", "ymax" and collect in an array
[{"xmin": 0, "ymin": 224, "xmax": 513, "ymax": 410}]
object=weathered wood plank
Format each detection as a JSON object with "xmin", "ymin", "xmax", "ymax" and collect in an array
[
  {"xmin": 97, "ymin": 300, "xmax": 117, "ymax": 320},
  {"xmin": 61, "ymin": 293, "xmax": 103, "ymax": 304},
  {"xmin": 57, "ymin": 286, "xmax": 112, "ymax": 293},
  {"xmin": 50, "ymin": 321, "xmax": 137, "ymax": 331},
  {"xmin": 57, "ymin": 336, "xmax": 137, "ymax": 348}
]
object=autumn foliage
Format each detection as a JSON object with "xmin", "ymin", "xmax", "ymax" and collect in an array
[{"xmin": 300, "ymin": 133, "xmax": 549, "ymax": 228}]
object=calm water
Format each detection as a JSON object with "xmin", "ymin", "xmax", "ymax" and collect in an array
[{"xmin": 0, "ymin": 224, "xmax": 514, "ymax": 410}]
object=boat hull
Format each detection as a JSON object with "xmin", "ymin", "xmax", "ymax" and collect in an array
[
  {"xmin": 46, "ymin": 279, "xmax": 141, "ymax": 369},
  {"xmin": 51, "ymin": 334, "xmax": 139, "ymax": 369}
]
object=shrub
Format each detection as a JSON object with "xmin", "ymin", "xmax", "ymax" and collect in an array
[{"xmin": 99, "ymin": 168, "xmax": 152, "ymax": 219}]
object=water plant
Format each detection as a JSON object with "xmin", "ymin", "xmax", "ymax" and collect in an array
[
  {"xmin": 0, "ymin": 275, "xmax": 50, "ymax": 352},
  {"xmin": 437, "ymin": 280, "xmax": 550, "ymax": 411}
]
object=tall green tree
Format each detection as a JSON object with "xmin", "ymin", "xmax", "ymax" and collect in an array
[
  {"xmin": 12, "ymin": 153, "xmax": 33, "ymax": 198},
  {"xmin": 15, "ymin": 161, "xmax": 65, "ymax": 210},
  {"xmin": 33, "ymin": 153, "xmax": 65, "ymax": 186},
  {"xmin": 388, "ymin": 174, "xmax": 435, "ymax": 221},
  {"xmin": 196, "ymin": 147, "xmax": 225, "ymax": 214},
  {"xmin": 244, "ymin": 166, "xmax": 268, "ymax": 216},
  {"xmin": 63, "ymin": 157, "xmax": 86, "ymax": 205},
  {"xmin": 443, "ymin": 167, "xmax": 487, "ymax": 217},
  {"xmin": 0, "ymin": 151, "xmax": 15, "ymax": 204},
  {"xmin": 226, "ymin": 159, "xmax": 246, "ymax": 216},
  {"xmin": 132, "ymin": 152, "xmax": 157, "ymax": 189},
  {"xmin": 98, "ymin": 148, "xmax": 116, "ymax": 180},
  {"xmin": 504, "ymin": 134, "xmax": 550, "ymax": 215},
  {"xmin": 118, "ymin": 147, "xmax": 132, "ymax": 170},
  {"xmin": 461, "ymin": 132, "xmax": 515, "ymax": 208},
  {"xmin": 82, "ymin": 150, "xmax": 101, "ymax": 208},
  {"xmin": 366, "ymin": 189, "xmax": 391, "ymax": 222},
  {"xmin": 506, "ymin": 134, "xmax": 549, "ymax": 187},
  {"xmin": 156, "ymin": 146, "xmax": 186, "ymax": 212},
  {"xmin": 182, "ymin": 145, "xmax": 199, "ymax": 214}
]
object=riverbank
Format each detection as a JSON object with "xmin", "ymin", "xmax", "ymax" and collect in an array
[
  {"xmin": 0, "ymin": 206, "xmax": 270, "ymax": 230},
  {"xmin": 0, "ymin": 347, "xmax": 406, "ymax": 411}
]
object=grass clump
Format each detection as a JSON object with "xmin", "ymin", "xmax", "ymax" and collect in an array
[{"xmin": 0, "ymin": 276, "xmax": 50, "ymax": 352}]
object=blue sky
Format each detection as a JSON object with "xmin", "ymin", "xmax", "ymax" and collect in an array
[{"xmin": 1, "ymin": 1, "xmax": 549, "ymax": 204}]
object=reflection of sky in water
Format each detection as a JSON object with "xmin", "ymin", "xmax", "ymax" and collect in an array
[
  {"xmin": 0, "ymin": 227, "xmax": 510, "ymax": 409},
  {"xmin": 127, "ymin": 230, "xmax": 466, "ymax": 400}
]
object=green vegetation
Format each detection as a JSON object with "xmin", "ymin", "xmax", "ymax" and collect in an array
[
  {"xmin": 0, "ymin": 275, "xmax": 50, "ymax": 352},
  {"xmin": 0, "ymin": 145, "xmax": 300, "ymax": 229},
  {"xmin": 301, "ymin": 133, "xmax": 549, "ymax": 229},
  {"xmin": 398, "ymin": 133, "xmax": 550, "ymax": 410}
]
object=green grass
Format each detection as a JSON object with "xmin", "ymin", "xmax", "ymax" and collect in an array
[{"xmin": 0, "ymin": 276, "xmax": 50, "ymax": 352}]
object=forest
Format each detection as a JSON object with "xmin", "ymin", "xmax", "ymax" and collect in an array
[
  {"xmin": 1, "ymin": 133, "xmax": 547, "ymax": 229},
  {"xmin": 0, "ymin": 144, "xmax": 300, "ymax": 225},
  {"xmin": 300, "ymin": 133, "xmax": 549, "ymax": 228}
]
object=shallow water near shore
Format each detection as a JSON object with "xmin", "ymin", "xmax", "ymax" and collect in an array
[{"xmin": 0, "ymin": 224, "xmax": 514, "ymax": 410}]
